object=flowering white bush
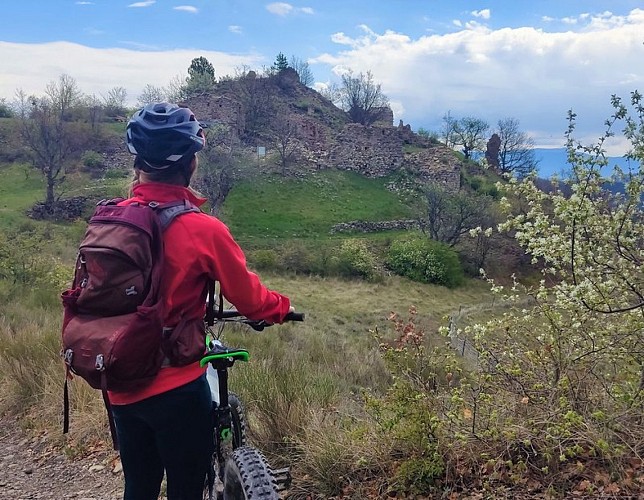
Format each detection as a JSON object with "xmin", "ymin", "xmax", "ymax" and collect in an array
[{"xmin": 463, "ymin": 92, "xmax": 643, "ymax": 471}]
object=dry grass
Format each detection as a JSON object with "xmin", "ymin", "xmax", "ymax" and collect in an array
[
  {"xmin": 0, "ymin": 272, "xmax": 495, "ymax": 493},
  {"xmin": 0, "ymin": 273, "xmax": 492, "ymax": 432}
]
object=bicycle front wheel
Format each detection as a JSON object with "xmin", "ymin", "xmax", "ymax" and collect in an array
[{"xmin": 223, "ymin": 446, "xmax": 279, "ymax": 500}]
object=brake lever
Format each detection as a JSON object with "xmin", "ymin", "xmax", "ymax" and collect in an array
[{"xmin": 247, "ymin": 320, "xmax": 269, "ymax": 332}]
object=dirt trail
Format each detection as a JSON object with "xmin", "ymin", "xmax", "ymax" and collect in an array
[{"xmin": 0, "ymin": 414, "xmax": 123, "ymax": 500}]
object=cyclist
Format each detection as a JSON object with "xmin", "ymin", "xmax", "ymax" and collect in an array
[{"xmin": 110, "ymin": 102, "xmax": 293, "ymax": 500}]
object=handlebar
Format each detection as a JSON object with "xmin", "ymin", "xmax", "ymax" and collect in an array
[
  {"xmin": 285, "ymin": 311, "xmax": 305, "ymax": 322},
  {"xmin": 207, "ymin": 309, "xmax": 305, "ymax": 331},
  {"xmin": 201, "ymin": 309, "xmax": 304, "ymax": 367}
]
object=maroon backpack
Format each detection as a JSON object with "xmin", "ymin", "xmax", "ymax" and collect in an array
[
  {"xmin": 61, "ymin": 198, "xmax": 201, "ymax": 392},
  {"xmin": 61, "ymin": 198, "xmax": 203, "ymax": 446}
]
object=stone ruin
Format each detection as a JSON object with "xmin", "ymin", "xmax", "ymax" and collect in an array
[{"xmin": 185, "ymin": 71, "xmax": 462, "ymax": 192}]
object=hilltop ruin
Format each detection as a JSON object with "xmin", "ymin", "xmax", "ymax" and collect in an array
[{"xmin": 185, "ymin": 68, "xmax": 461, "ymax": 191}]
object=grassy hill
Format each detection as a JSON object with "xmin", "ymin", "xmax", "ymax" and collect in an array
[{"xmin": 221, "ymin": 169, "xmax": 412, "ymax": 241}]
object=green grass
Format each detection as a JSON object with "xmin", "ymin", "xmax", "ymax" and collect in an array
[
  {"xmin": 0, "ymin": 163, "xmax": 46, "ymax": 223},
  {"xmin": 220, "ymin": 170, "xmax": 413, "ymax": 240}
]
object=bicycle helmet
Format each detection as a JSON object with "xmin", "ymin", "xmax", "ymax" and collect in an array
[{"xmin": 126, "ymin": 102, "xmax": 205, "ymax": 170}]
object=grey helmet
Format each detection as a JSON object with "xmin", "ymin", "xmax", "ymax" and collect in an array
[{"xmin": 126, "ymin": 102, "xmax": 205, "ymax": 170}]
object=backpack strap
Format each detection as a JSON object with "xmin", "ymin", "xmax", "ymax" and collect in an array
[
  {"xmin": 154, "ymin": 200, "xmax": 201, "ymax": 230},
  {"xmin": 97, "ymin": 197, "xmax": 126, "ymax": 206},
  {"xmin": 101, "ymin": 389, "xmax": 119, "ymax": 450}
]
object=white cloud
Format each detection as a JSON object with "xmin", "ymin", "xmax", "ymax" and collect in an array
[
  {"xmin": 173, "ymin": 6, "xmax": 198, "ymax": 14},
  {"xmin": 119, "ymin": 40, "xmax": 161, "ymax": 50},
  {"xmin": 75, "ymin": 1, "xmax": 94, "ymax": 4},
  {"xmin": 266, "ymin": 2, "xmax": 293, "ymax": 16},
  {"xmin": 128, "ymin": 1, "xmax": 155, "ymax": 7},
  {"xmin": 265, "ymin": 2, "xmax": 314, "ymax": 16},
  {"xmin": 228, "ymin": 25, "xmax": 243, "ymax": 35},
  {"xmin": 330, "ymin": 32, "xmax": 355, "ymax": 46},
  {"xmin": 0, "ymin": 41, "xmax": 262, "ymax": 106},
  {"xmin": 471, "ymin": 9, "xmax": 491, "ymax": 20},
  {"xmin": 310, "ymin": 10, "xmax": 644, "ymax": 150}
]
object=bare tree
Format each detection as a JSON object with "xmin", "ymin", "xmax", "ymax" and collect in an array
[
  {"xmin": 440, "ymin": 111, "xmax": 457, "ymax": 148},
  {"xmin": 271, "ymin": 116, "xmax": 299, "ymax": 175},
  {"xmin": 422, "ymin": 182, "xmax": 493, "ymax": 247},
  {"xmin": 339, "ymin": 70, "xmax": 389, "ymax": 126},
  {"xmin": 137, "ymin": 84, "xmax": 166, "ymax": 107},
  {"xmin": 102, "ymin": 86, "xmax": 128, "ymax": 117},
  {"xmin": 194, "ymin": 123, "xmax": 245, "ymax": 215},
  {"xmin": 318, "ymin": 82, "xmax": 342, "ymax": 106},
  {"xmin": 16, "ymin": 75, "xmax": 82, "ymax": 209},
  {"xmin": 289, "ymin": 56, "xmax": 314, "ymax": 86},
  {"xmin": 496, "ymin": 117, "xmax": 538, "ymax": 178},
  {"xmin": 452, "ymin": 116, "xmax": 489, "ymax": 160},
  {"xmin": 84, "ymin": 93, "xmax": 103, "ymax": 134},
  {"xmin": 237, "ymin": 76, "xmax": 276, "ymax": 138},
  {"xmin": 45, "ymin": 74, "xmax": 82, "ymax": 121},
  {"xmin": 164, "ymin": 74, "xmax": 188, "ymax": 102}
]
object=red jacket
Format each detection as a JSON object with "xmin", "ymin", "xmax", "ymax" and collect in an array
[{"xmin": 108, "ymin": 182, "xmax": 291, "ymax": 405}]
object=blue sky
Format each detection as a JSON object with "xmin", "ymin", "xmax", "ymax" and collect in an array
[{"xmin": 1, "ymin": 1, "xmax": 644, "ymax": 153}]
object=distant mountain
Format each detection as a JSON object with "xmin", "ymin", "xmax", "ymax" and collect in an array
[{"xmin": 533, "ymin": 148, "xmax": 639, "ymax": 178}]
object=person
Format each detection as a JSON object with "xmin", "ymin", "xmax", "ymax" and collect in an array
[{"xmin": 109, "ymin": 102, "xmax": 293, "ymax": 500}]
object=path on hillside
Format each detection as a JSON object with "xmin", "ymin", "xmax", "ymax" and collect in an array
[{"xmin": 0, "ymin": 413, "xmax": 123, "ymax": 500}]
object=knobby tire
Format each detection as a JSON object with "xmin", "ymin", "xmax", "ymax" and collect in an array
[
  {"xmin": 223, "ymin": 446, "xmax": 279, "ymax": 500},
  {"xmin": 229, "ymin": 392, "xmax": 247, "ymax": 448}
]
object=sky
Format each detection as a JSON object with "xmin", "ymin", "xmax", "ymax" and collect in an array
[{"xmin": 1, "ymin": 1, "xmax": 644, "ymax": 154}]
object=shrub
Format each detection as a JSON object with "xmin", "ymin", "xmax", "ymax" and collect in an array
[
  {"xmin": 248, "ymin": 249, "xmax": 279, "ymax": 271},
  {"xmin": 80, "ymin": 150, "xmax": 104, "ymax": 171},
  {"xmin": 103, "ymin": 168, "xmax": 130, "ymax": 180},
  {"xmin": 386, "ymin": 236, "xmax": 464, "ymax": 287},
  {"xmin": 0, "ymin": 228, "xmax": 68, "ymax": 288},
  {"xmin": 335, "ymin": 239, "xmax": 378, "ymax": 280},
  {"xmin": 277, "ymin": 241, "xmax": 316, "ymax": 274}
]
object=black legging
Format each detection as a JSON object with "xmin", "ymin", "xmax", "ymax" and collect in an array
[{"xmin": 112, "ymin": 374, "xmax": 213, "ymax": 500}]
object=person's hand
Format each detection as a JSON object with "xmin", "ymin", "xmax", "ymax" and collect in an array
[{"xmin": 288, "ymin": 305, "xmax": 295, "ymax": 313}]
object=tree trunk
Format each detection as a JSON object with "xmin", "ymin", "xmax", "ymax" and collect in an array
[{"xmin": 45, "ymin": 166, "xmax": 55, "ymax": 209}]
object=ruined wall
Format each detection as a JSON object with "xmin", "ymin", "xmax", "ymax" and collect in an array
[
  {"xmin": 331, "ymin": 219, "xmax": 420, "ymax": 233},
  {"xmin": 403, "ymin": 148, "xmax": 461, "ymax": 191},
  {"xmin": 372, "ymin": 107, "xmax": 394, "ymax": 127},
  {"xmin": 186, "ymin": 92, "xmax": 246, "ymax": 147},
  {"xmin": 329, "ymin": 124, "xmax": 404, "ymax": 177},
  {"xmin": 327, "ymin": 123, "xmax": 460, "ymax": 189}
]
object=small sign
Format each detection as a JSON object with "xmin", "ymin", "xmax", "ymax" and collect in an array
[{"xmin": 257, "ymin": 146, "xmax": 266, "ymax": 157}]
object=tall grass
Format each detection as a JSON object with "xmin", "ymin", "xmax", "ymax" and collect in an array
[{"xmin": 0, "ymin": 159, "xmax": 502, "ymax": 495}]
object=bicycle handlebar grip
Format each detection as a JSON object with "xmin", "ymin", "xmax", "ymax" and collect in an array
[{"xmin": 284, "ymin": 312, "xmax": 305, "ymax": 322}]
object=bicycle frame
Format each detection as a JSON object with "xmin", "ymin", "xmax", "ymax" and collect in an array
[
  {"xmin": 200, "ymin": 341, "xmax": 248, "ymax": 472},
  {"xmin": 200, "ymin": 299, "xmax": 304, "ymax": 499}
]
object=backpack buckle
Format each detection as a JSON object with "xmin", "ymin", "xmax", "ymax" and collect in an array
[
  {"xmin": 148, "ymin": 201, "xmax": 160, "ymax": 208},
  {"xmin": 95, "ymin": 354, "xmax": 105, "ymax": 371}
]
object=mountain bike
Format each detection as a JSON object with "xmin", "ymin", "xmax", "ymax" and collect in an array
[{"xmin": 201, "ymin": 304, "xmax": 304, "ymax": 500}]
